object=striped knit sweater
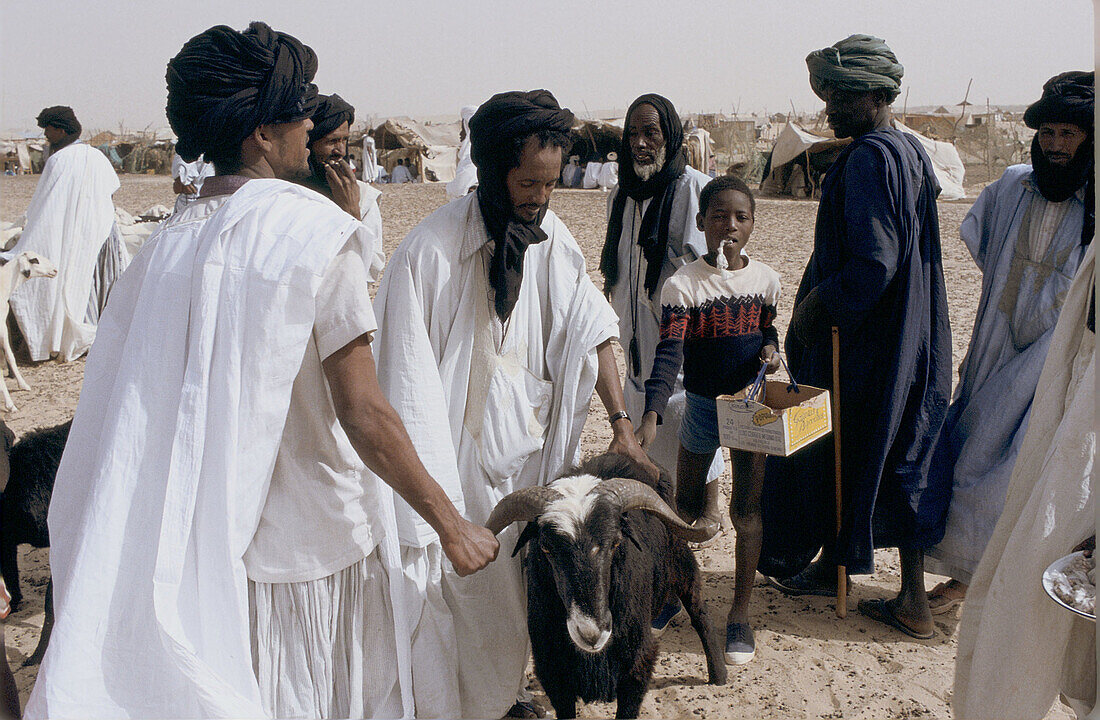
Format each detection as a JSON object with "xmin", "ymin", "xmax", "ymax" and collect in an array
[{"xmin": 644, "ymin": 255, "xmax": 781, "ymax": 420}]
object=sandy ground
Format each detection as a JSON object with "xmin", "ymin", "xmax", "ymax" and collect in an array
[{"xmin": 0, "ymin": 175, "xmax": 1074, "ymax": 719}]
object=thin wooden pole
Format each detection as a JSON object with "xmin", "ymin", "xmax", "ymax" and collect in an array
[{"xmin": 832, "ymin": 326, "xmax": 847, "ymax": 618}]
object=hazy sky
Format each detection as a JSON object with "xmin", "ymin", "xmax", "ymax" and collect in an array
[{"xmin": 1, "ymin": 0, "xmax": 1093, "ymax": 133}]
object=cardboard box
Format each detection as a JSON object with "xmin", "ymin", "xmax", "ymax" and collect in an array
[{"xmin": 716, "ymin": 381, "xmax": 832, "ymax": 456}]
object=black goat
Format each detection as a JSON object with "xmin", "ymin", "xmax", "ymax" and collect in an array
[
  {"xmin": 0, "ymin": 420, "xmax": 69, "ymax": 666},
  {"xmin": 486, "ymin": 453, "xmax": 727, "ymax": 719}
]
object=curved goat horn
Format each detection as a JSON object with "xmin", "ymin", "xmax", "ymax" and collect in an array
[
  {"xmin": 597, "ymin": 478, "xmax": 719, "ymax": 543},
  {"xmin": 485, "ymin": 485, "xmax": 562, "ymax": 535}
]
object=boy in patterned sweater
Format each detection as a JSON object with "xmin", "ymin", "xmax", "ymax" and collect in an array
[{"xmin": 636, "ymin": 175, "xmax": 781, "ymax": 665}]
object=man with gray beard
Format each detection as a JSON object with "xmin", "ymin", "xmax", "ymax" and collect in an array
[{"xmin": 600, "ymin": 95, "xmax": 725, "ymax": 559}]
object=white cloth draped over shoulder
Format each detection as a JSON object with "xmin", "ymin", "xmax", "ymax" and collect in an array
[
  {"xmin": 357, "ymin": 179, "xmax": 386, "ymax": 281},
  {"xmin": 25, "ymin": 179, "xmax": 411, "ymax": 719},
  {"xmin": 172, "ymin": 153, "xmax": 215, "ymax": 214},
  {"xmin": 606, "ymin": 166, "xmax": 722, "ymax": 481},
  {"xmin": 6, "ymin": 142, "xmax": 119, "ymax": 361},
  {"xmin": 446, "ymin": 105, "xmax": 479, "ymax": 200},
  {"xmin": 953, "ymin": 241, "xmax": 1095, "ymax": 719},
  {"xmin": 374, "ymin": 193, "xmax": 618, "ymax": 718}
]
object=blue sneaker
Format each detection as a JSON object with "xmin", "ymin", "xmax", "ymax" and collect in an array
[
  {"xmin": 651, "ymin": 600, "xmax": 683, "ymax": 635},
  {"xmin": 725, "ymin": 622, "xmax": 755, "ymax": 664}
]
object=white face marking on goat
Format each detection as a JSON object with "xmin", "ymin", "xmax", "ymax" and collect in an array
[
  {"xmin": 540, "ymin": 474, "xmax": 602, "ymax": 540},
  {"xmin": 566, "ymin": 604, "xmax": 612, "ymax": 654}
]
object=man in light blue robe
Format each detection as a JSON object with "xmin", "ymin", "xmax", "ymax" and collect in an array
[{"xmin": 925, "ymin": 71, "xmax": 1093, "ymax": 610}]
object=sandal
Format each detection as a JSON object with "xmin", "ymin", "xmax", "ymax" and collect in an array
[
  {"xmin": 858, "ymin": 598, "xmax": 934, "ymax": 639},
  {"xmin": 927, "ymin": 581, "xmax": 966, "ymax": 615}
]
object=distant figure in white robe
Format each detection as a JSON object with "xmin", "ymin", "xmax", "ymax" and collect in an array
[
  {"xmin": 25, "ymin": 23, "xmax": 497, "ymax": 719},
  {"xmin": 171, "ymin": 151, "xmax": 214, "ymax": 214},
  {"xmin": 362, "ymin": 135, "xmax": 380, "ymax": 182},
  {"xmin": 597, "ymin": 152, "xmax": 618, "ymax": 190},
  {"xmin": 446, "ymin": 104, "xmax": 479, "ymax": 199},
  {"xmin": 390, "ymin": 158, "xmax": 414, "ymax": 184},
  {"xmin": 6, "ymin": 106, "xmax": 119, "ymax": 362},
  {"xmin": 374, "ymin": 89, "xmax": 655, "ymax": 720},
  {"xmin": 561, "ymin": 154, "xmax": 583, "ymax": 187},
  {"xmin": 926, "ymin": 70, "xmax": 1094, "ymax": 613}
]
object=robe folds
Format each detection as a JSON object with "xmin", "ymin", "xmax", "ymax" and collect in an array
[
  {"xmin": 7, "ymin": 142, "xmax": 119, "ymax": 362},
  {"xmin": 759, "ymin": 128, "xmax": 952, "ymax": 577},
  {"xmin": 374, "ymin": 192, "xmax": 618, "ymax": 719},
  {"xmin": 606, "ymin": 166, "xmax": 722, "ymax": 481},
  {"xmin": 26, "ymin": 180, "xmax": 411, "ymax": 719},
  {"xmin": 953, "ymin": 242, "xmax": 1094, "ymax": 720},
  {"xmin": 927, "ymin": 166, "xmax": 1089, "ymax": 583}
]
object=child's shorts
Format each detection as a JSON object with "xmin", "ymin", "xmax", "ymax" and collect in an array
[{"xmin": 679, "ymin": 391, "xmax": 721, "ymax": 456}]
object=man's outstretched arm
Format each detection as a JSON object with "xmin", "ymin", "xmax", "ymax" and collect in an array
[{"xmin": 323, "ymin": 334, "xmax": 499, "ymax": 576}]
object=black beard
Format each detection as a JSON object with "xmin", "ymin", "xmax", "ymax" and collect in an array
[
  {"xmin": 1031, "ymin": 133, "xmax": 1093, "ymax": 202},
  {"xmin": 307, "ymin": 154, "xmax": 332, "ymax": 191}
]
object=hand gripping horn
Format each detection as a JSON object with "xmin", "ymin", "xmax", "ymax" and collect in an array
[
  {"xmin": 485, "ymin": 485, "xmax": 562, "ymax": 535},
  {"xmin": 596, "ymin": 478, "xmax": 720, "ymax": 542}
]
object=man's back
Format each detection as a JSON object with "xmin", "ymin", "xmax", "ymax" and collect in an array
[{"xmin": 30, "ymin": 180, "xmax": 367, "ymax": 718}]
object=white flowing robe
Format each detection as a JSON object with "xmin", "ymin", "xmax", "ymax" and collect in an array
[
  {"xmin": 374, "ymin": 193, "xmax": 618, "ymax": 718},
  {"xmin": 357, "ymin": 179, "xmax": 386, "ymax": 281},
  {"xmin": 446, "ymin": 106, "xmax": 479, "ymax": 200},
  {"xmin": 953, "ymin": 242, "xmax": 1095, "ymax": 719},
  {"xmin": 606, "ymin": 166, "xmax": 722, "ymax": 481},
  {"xmin": 171, "ymin": 153, "xmax": 215, "ymax": 213},
  {"xmin": 928, "ymin": 166, "xmax": 1089, "ymax": 582},
  {"xmin": 26, "ymin": 180, "xmax": 412, "ymax": 719},
  {"xmin": 7, "ymin": 142, "xmax": 119, "ymax": 362}
]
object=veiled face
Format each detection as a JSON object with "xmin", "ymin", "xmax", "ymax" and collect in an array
[
  {"xmin": 1038, "ymin": 122, "xmax": 1088, "ymax": 166},
  {"xmin": 505, "ymin": 136, "xmax": 561, "ymax": 223},
  {"xmin": 823, "ymin": 87, "xmax": 881, "ymax": 139},
  {"xmin": 266, "ymin": 118, "xmax": 313, "ymax": 181}
]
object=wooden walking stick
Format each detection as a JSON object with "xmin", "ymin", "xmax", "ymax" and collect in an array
[{"xmin": 832, "ymin": 326, "xmax": 847, "ymax": 618}]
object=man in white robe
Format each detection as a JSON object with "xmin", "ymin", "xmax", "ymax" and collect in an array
[
  {"xmin": 926, "ymin": 71, "xmax": 1094, "ymax": 612},
  {"xmin": 299, "ymin": 92, "xmax": 385, "ymax": 280},
  {"xmin": 953, "ymin": 241, "xmax": 1095, "ymax": 720},
  {"xmin": 390, "ymin": 158, "xmax": 414, "ymax": 184},
  {"xmin": 374, "ymin": 89, "xmax": 655, "ymax": 719},
  {"xmin": 362, "ymin": 135, "xmax": 380, "ymax": 183},
  {"xmin": 600, "ymin": 94, "xmax": 723, "ymax": 528},
  {"xmin": 25, "ymin": 23, "xmax": 497, "ymax": 719},
  {"xmin": 171, "ymin": 151, "xmax": 215, "ymax": 214},
  {"xmin": 446, "ymin": 104, "xmax": 479, "ymax": 199},
  {"xmin": 6, "ymin": 106, "xmax": 119, "ymax": 362}
]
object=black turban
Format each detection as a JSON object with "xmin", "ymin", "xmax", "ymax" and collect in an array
[
  {"xmin": 806, "ymin": 34, "xmax": 904, "ymax": 102},
  {"xmin": 600, "ymin": 94, "xmax": 688, "ymax": 311},
  {"xmin": 36, "ymin": 106, "xmax": 81, "ymax": 136},
  {"xmin": 165, "ymin": 21, "xmax": 319, "ymax": 164},
  {"xmin": 468, "ymin": 90, "xmax": 574, "ymax": 321},
  {"xmin": 1024, "ymin": 71, "xmax": 1094, "ymax": 130},
  {"xmin": 308, "ymin": 93, "xmax": 355, "ymax": 145}
]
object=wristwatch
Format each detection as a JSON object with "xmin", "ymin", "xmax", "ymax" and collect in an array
[{"xmin": 608, "ymin": 410, "xmax": 631, "ymax": 425}]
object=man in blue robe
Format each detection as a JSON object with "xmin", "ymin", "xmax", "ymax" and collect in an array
[
  {"xmin": 923, "ymin": 71, "xmax": 1094, "ymax": 614},
  {"xmin": 759, "ymin": 34, "xmax": 952, "ymax": 639}
]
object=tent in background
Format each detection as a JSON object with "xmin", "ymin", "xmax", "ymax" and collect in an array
[
  {"xmin": 761, "ymin": 120, "xmax": 966, "ymax": 200},
  {"xmin": 370, "ymin": 117, "xmax": 461, "ymax": 183}
]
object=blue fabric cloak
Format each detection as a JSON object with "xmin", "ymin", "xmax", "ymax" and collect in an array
[{"xmin": 759, "ymin": 128, "xmax": 952, "ymax": 577}]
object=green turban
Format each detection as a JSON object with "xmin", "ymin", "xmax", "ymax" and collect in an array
[{"xmin": 806, "ymin": 34, "xmax": 904, "ymax": 102}]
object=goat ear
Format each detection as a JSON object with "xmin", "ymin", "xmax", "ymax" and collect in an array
[
  {"xmin": 621, "ymin": 522, "xmax": 644, "ymax": 553},
  {"xmin": 512, "ymin": 521, "xmax": 539, "ymax": 558}
]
